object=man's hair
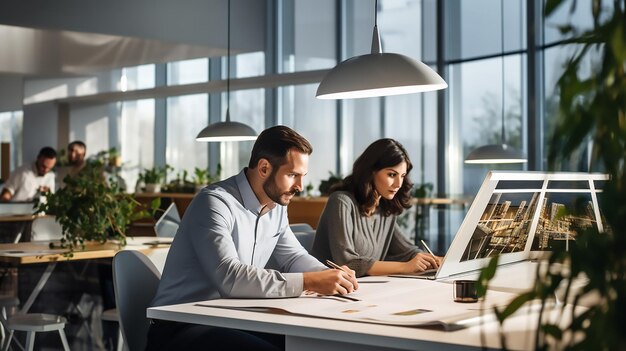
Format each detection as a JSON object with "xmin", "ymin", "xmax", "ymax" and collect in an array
[
  {"xmin": 68, "ymin": 140, "xmax": 86, "ymax": 150},
  {"xmin": 248, "ymin": 126, "xmax": 313, "ymax": 169},
  {"xmin": 37, "ymin": 146, "xmax": 57, "ymax": 159}
]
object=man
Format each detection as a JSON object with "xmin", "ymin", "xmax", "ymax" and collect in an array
[
  {"xmin": 148, "ymin": 126, "xmax": 358, "ymax": 351},
  {"xmin": 0, "ymin": 147, "xmax": 57, "ymax": 202},
  {"xmin": 56, "ymin": 140, "xmax": 86, "ymax": 189}
]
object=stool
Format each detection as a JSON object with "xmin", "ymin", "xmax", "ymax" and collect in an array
[
  {"xmin": 102, "ymin": 308, "xmax": 124, "ymax": 351},
  {"xmin": 2, "ymin": 313, "xmax": 70, "ymax": 351}
]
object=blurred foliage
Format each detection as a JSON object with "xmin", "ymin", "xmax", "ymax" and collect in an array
[{"xmin": 478, "ymin": 0, "xmax": 626, "ymax": 349}]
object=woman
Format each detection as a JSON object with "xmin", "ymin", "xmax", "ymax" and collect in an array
[{"xmin": 311, "ymin": 139, "xmax": 442, "ymax": 277}]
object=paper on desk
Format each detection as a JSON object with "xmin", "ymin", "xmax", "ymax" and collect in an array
[{"xmin": 195, "ymin": 279, "xmax": 518, "ymax": 329}]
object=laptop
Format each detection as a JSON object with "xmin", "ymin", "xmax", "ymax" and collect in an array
[
  {"xmin": 0, "ymin": 202, "xmax": 36, "ymax": 217},
  {"xmin": 154, "ymin": 203, "xmax": 181, "ymax": 238},
  {"xmin": 391, "ymin": 171, "xmax": 609, "ymax": 280}
]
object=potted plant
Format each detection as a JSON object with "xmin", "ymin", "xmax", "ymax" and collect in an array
[
  {"xmin": 138, "ymin": 165, "xmax": 172, "ymax": 193},
  {"xmin": 318, "ymin": 172, "xmax": 342, "ymax": 196},
  {"xmin": 37, "ymin": 151, "xmax": 158, "ymax": 252},
  {"xmin": 193, "ymin": 164, "xmax": 221, "ymax": 193},
  {"xmin": 478, "ymin": 1, "xmax": 626, "ymax": 349}
]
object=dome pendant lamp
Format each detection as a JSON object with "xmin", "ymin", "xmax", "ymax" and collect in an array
[
  {"xmin": 196, "ymin": 0, "xmax": 257, "ymax": 142},
  {"xmin": 465, "ymin": 1, "xmax": 526, "ymax": 164},
  {"xmin": 316, "ymin": 0, "xmax": 447, "ymax": 100}
]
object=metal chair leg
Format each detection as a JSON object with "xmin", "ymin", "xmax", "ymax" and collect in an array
[
  {"xmin": 1, "ymin": 330, "xmax": 14, "ymax": 351},
  {"xmin": 58, "ymin": 329, "xmax": 70, "ymax": 351},
  {"xmin": 24, "ymin": 331, "xmax": 34, "ymax": 351}
]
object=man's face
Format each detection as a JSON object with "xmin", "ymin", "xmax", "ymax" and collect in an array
[
  {"xmin": 36, "ymin": 157, "xmax": 56, "ymax": 176},
  {"xmin": 262, "ymin": 151, "xmax": 309, "ymax": 206},
  {"xmin": 68, "ymin": 144, "xmax": 86, "ymax": 165}
]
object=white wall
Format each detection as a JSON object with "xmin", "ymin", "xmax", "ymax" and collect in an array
[
  {"xmin": 22, "ymin": 102, "xmax": 59, "ymax": 162},
  {"xmin": 0, "ymin": 76, "xmax": 23, "ymax": 113}
]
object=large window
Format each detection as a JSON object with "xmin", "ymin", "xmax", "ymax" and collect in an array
[
  {"xmin": 281, "ymin": 84, "xmax": 337, "ymax": 192},
  {"xmin": 279, "ymin": 0, "xmax": 337, "ymax": 73},
  {"xmin": 119, "ymin": 99, "xmax": 155, "ymax": 191},
  {"xmin": 167, "ymin": 58, "xmax": 209, "ymax": 85},
  {"xmin": 166, "ymin": 94, "xmax": 209, "ymax": 176}
]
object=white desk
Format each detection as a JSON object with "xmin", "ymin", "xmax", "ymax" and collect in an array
[{"xmin": 148, "ymin": 264, "xmax": 580, "ymax": 351}]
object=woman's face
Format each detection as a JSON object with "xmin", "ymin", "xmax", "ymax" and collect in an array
[{"xmin": 373, "ymin": 161, "xmax": 407, "ymax": 200}]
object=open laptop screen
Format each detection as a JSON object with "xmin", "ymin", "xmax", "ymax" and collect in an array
[
  {"xmin": 154, "ymin": 203, "xmax": 181, "ymax": 238},
  {"xmin": 435, "ymin": 171, "xmax": 608, "ymax": 279}
]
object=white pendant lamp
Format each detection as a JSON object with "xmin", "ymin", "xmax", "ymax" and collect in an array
[
  {"xmin": 196, "ymin": 0, "xmax": 257, "ymax": 142},
  {"xmin": 465, "ymin": 1, "xmax": 527, "ymax": 164},
  {"xmin": 316, "ymin": 0, "xmax": 447, "ymax": 100}
]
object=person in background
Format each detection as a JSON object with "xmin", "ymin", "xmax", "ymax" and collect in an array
[
  {"xmin": 55, "ymin": 140, "xmax": 86, "ymax": 190},
  {"xmin": 148, "ymin": 126, "xmax": 358, "ymax": 351},
  {"xmin": 0, "ymin": 147, "xmax": 57, "ymax": 202},
  {"xmin": 312, "ymin": 138, "xmax": 443, "ymax": 277}
]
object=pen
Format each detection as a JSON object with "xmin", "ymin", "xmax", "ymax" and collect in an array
[
  {"xmin": 325, "ymin": 260, "xmax": 353, "ymax": 277},
  {"xmin": 420, "ymin": 239, "xmax": 435, "ymax": 257}
]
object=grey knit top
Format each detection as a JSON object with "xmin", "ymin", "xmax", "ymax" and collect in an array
[{"xmin": 311, "ymin": 191, "xmax": 421, "ymax": 277}]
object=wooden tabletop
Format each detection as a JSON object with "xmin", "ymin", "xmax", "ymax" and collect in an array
[
  {"xmin": 0, "ymin": 237, "xmax": 171, "ymax": 265},
  {"xmin": 0, "ymin": 214, "xmax": 37, "ymax": 222}
]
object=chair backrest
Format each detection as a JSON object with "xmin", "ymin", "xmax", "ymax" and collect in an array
[
  {"xmin": 289, "ymin": 223, "xmax": 314, "ymax": 233},
  {"xmin": 294, "ymin": 231, "xmax": 316, "ymax": 253},
  {"xmin": 113, "ymin": 250, "xmax": 161, "ymax": 351}
]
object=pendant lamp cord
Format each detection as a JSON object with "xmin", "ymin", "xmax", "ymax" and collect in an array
[
  {"xmin": 500, "ymin": 0, "xmax": 505, "ymax": 145},
  {"xmin": 226, "ymin": 0, "xmax": 231, "ymax": 122},
  {"xmin": 374, "ymin": 0, "xmax": 378, "ymax": 26}
]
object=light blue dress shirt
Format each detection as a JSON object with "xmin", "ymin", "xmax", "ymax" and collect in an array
[{"xmin": 152, "ymin": 169, "xmax": 326, "ymax": 306}]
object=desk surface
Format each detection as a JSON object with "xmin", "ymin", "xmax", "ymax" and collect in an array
[
  {"xmin": 0, "ymin": 237, "xmax": 171, "ymax": 265},
  {"xmin": 0, "ymin": 214, "xmax": 37, "ymax": 222},
  {"xmin": 148, "ymin": 265, "xmax": 581, "ymax": 351}
]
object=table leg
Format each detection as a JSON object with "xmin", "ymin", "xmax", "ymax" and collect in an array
[{"xmin": 21, "ymin": 262, "xmax": 57, "ymax": 313}]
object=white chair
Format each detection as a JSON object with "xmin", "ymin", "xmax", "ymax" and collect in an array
[
  {"xmin": 0, "ymin": 296, "xmax": 18, "ymax": 347},
  {"xmin": 101, "ymin": 308, "xmax": 124, "ymax": 351},
  {"xmin": 1, "ymin": 313, "xmax": 69, "ymax": 351},
  {"xmin": 112, "ymin": 251, "xmax": 161, "ymax": 351}
]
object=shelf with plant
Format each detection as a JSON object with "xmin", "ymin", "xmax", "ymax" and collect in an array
[{"xmin": 38, "ymin": 152, "xmax": 159, "ymax": 253}]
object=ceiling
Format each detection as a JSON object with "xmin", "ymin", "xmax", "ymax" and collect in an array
[{"xmin": 0, "ymin": 0, "xmax": 266, "ymax": 79}]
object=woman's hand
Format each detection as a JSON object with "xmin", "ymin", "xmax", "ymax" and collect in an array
[{"xmin": 404, "ymin": 253, "xmax": 442, "ymax": 273}]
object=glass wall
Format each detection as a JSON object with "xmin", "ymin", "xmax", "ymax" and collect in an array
[
  {"xmin": 281, "ymin": 84, "xmax": 337, "ymax": 192},
  {"xmin": 119, "ymin": 99, "xmax": 155, "ymax": 191},
  {"xmin": 167, "ymin": 58, "xmax": 209, "ymax": 85},
  {"xmin": 166, "ymin": 94, "xmax": 209, "ymax": 176},
  {"xmin": 445, "ymin": 0, "xmax": 527, "ymax": 196}
]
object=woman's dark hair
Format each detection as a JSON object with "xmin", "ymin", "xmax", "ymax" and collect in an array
[
  {"xmin": 333, "ymin": 139, "xmax": 413, "ymax": 216},
  {"xmin": 248, "ymin": 125, "xmax": 313, "ymax": 169}
]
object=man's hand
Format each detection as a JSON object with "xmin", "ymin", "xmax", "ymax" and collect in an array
[
  {"xmin": 404, "ymin": 253, "xmax": 442, "ymax": 273},
  {"xmin": 303, "ymin": 267, "xmax": 359, "ymax": 295}
]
